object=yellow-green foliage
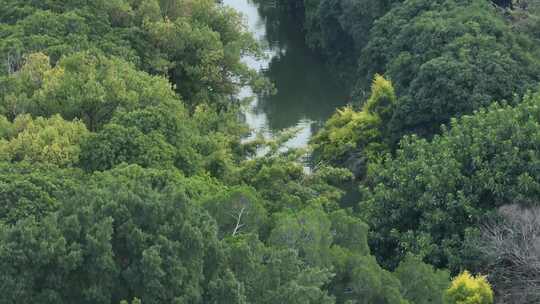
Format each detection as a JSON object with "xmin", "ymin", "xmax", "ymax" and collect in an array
[
  {"xmin": 2, "ymin": 52, "xmax": 182, "ymax": 131},
  {"xmin": 312, "ymin": 106, "xmax": 381, "ymax": 163},
  {"xmin": 364, "ymin": 74, "xmax": 396, "ymax": 121},
  {"xmin": 444, "ymin": 271, "xmax": 494, "ymax": 304},
  {"xmin": 311, "ymin": 74, "xmax": 394, "ymax": 165},
  {"xmin": 120, "ymin": 298, "xmax": 141, "ymax": 304},
  {"xmin": 0, "ymin": 114, "xmax": 89, "ymax": 167}
]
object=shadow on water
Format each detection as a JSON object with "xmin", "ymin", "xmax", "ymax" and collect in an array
[
  {"xmin": 252, "ymin": 1, "xmax": 350, "ymax": 132},
  {"xmin": 225, "ymin": 0, "xmax": 361, "ymax": 205}
]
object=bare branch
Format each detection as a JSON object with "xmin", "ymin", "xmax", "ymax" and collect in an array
[
  {"xmin": 480, "ymin": 204, "xmax": 540, "ymax": 303},
  {"xmin": 232, "ymin": 206, "xmax": 246, "ymax": 237}
]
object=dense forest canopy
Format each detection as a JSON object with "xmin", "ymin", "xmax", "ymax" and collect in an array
[
  {"xmin": 0, "ymin": 0, "xmax": 539, "ymax": 303},
  {"xmin": 260, "ymin": 0, "xmax": 540, "ymax": 302}
]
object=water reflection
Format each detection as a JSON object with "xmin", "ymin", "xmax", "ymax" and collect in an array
[{"xmin": 223, "ymin": 0, "xmax": 348, "ymax": 148}]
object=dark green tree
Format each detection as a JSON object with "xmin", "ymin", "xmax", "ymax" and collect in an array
[
  {"xmin": 361, "ymin": 0, "xmax": 540, "ymax": 139},
  {"xmin": 361, "ymin": 91, "xmax": 540, "ymax": 271},
  {"xmin": 0, "ymin": 165, "xmax": 243, "ymax": 304}
]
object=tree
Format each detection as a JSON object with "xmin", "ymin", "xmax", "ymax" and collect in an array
[
  {"xmin": 0, "ymin": 114, "xmax": 89, "ymax": 167},
  {"xmin": 0, "ymin": 165, "xmax": 243, "ymax": 304},
  {"xmin": 278, "ymin": 0, "xmax": 401, "ymax": 77},
  {"xmin": 79, "ymin": 101, "xmax": 244, "ymax": 177},
  {"xmin": 394, "ymin": 255, "xmax": 450, "ymax": 304},
  {"xmin": 11, "ymin": 52, "xmax": 179, "ymax": 131},
  {"xmin": 120, "ymin": 298, "xmax": 141, "ymax": 304},
  {"xmin": 267, "ymin": 206, "xmax": 410, "ymax": 303},
  {"xmin": 202, "ymin": 186, "xmax": 268, "ymax": 238},
  {"xmin": 444, "ymin": 271, "xmax": 493, "ymax": 304},
  {"xmin": 361, "ymin": 0, "xmax": 540, "ymax": 138},
  {"xmin": 135, "ymin": 0, "xmax": 161, "ymax": 23},
  {"xmin": 136, "ymin": 0, "xmax": 263, "ymax": 104},
  {"xmin": 0, "ymin": 1, "xmax": 522, "ymax": 303},
  {"xmin": 106, "ymin": 104, "xmax": 204, "ymax": 175},
  {"xmin": 235, "ymin": 155, "xmax": 352, "ymax": 213},
  {"xmin": 227, "ymin": 234, "xmax": 335, "ymax": 304},
  {"xmin": 0, "ymin": 0, "xmax": 262, "ymax": 108},
  {"xmin": 79, "ymin": 123, "xmax": 176, "ymax": 172},
  {"xmin": 479, "ymin": 204, "xmax": 540, "ymax": 303},
  {"xmin": 0, "ymin": 161, "xmax": 83, "ymax": 224},
  {"xmin": 269, "ymin": 207, "xmax": 334, "ymax": 268},
  {"xmin": 0, "ymin": 51, "xmax": 182, "ymax": 130},
  {"xmin": 361, "ymin": 91, "xmax": 540, "ymax": 271},
  {"xmin": 0, "ymin": 53, "xmax": 51, "ymax": 119},
  {"xmin": 311, "ymin": 74, "xmax": 395, "ymax": 177}
]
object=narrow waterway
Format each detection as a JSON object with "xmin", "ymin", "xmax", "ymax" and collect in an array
[{"xmin": 222, "ymin": 0, "xmax": 349, "ymax": 150}]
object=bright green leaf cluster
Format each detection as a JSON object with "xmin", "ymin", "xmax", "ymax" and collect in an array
[{"xmin": 311, "ymin": 74, "xmax": 395, "ymax": 176}]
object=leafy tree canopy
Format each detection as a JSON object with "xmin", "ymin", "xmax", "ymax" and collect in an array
[{"xmin": 361, "ymin": 91, "xmax": 540, "ymax": 271}]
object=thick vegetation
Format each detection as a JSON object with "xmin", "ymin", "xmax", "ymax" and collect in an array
[
  {"xmin": 362, "ymin": 92, "xmax": 540, "ymax": 271},
  {"xmin": 288, "ymin": 0, "xmax": 540, "ymax": 139},
  {"xmin": 2, "ymin": 0, "xmax": 538, "ymax": 302},
  {"xmin": 444, "ymin": 271, "xmax": 494, "ymax": 304},
  {"xmin": 312, "ymin": 74, "xmax": 396, "ymax": 177},
  {"xmin": 0, "ymin": 0, "xmax": 474, "ymax": 303},
  {"xmin": 0, "ymin": 0, "xmax": 262, "ymax": 105},
  {"xmin": 269, "ymin": 0, "xmax": 540, "ymax": 302}
]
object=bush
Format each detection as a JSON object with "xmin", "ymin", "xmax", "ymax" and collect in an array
[{"xmin": 444, "ymin": 271, "xmax": 493, "ymax": 304}]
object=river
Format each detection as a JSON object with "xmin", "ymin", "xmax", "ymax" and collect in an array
[{"xmin": 222, "ymin": 0, "xmax": 348, "ymax": 151}]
